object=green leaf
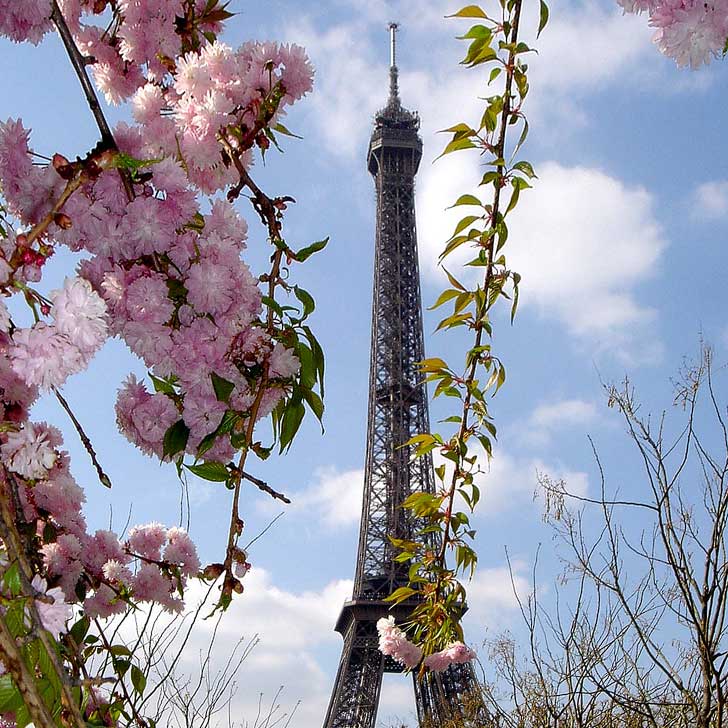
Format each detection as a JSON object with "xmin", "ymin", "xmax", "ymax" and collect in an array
[
  {"xmin": 149, "ymin": 374, "xmax": 177, "ymax": 396},
  {"xmin": 429, "ymin": 288, "xmax": 460, "ymax": 310},
  {"xmin": 438, "ymin": 136, "xmax": 476, "ymax": 159},
  {"xmin": 538, "ymin": 0, "xmax": 549, "ymax": 37},
  {"xmin": 0, "ymin": 675, "xmax": 23, "ymax": 713},
  {"xmin": 186, "ymin": 461, "xmax": 230, "ymax": 482},
  {"xmin": 443, "ymin": 268, "xmax": 466, "ymax": 292},
  {"xmin": 439, "ymin": 122, "xmax": 475, "ymax": 135},
  {"xmin": 450, "ymin": 194, "xmax": 482, "ymax": 208},
  {"xmin": 261, "ymin": 295, "xmax": 284, "ymax": 317},
  {"xmin": 197, "ymin": 410, "xmax": 239, "ymax": 459},
  {"xmin": 457, "ymin": 24, "xmax": 492, "ymax": 41},
  {"xmin": 211, "ymin": 372, "xmax": 235, "ymax": 403},
  {"xmin": 464, "ymin": 43, "xmax": 497, "ymax": 67},
  {"xmin": 272, "ymin": 122, "xmax": 302, "ymax": 139},
  {"xmin": 296, "ymin": 343, "xmax": 316, "ymax": 389},
  {"xmin": 279, "ymin": 399, "xmax": 306, "ymax": 452},
  {"xmin": 384, "ymin": 586, "xmax": 417, "ymax": 603},
  {"xmin": 302, "ymin": 387, "xmax": 325, "ymax": 424},
  {"xmin": 505, "ymin": 180, "xmax": 521, "ymax": 215},
  {"xmin": 513, "ymin": 160, "xmax": 537, "ymax": 178},
  {"xmin": 294, "ymin": 286, "xmax": 315, "ymax": 319},
  {"xmin": 69, "ymin": 616, "xmax": 90, "ymax": 645},
  {"xmin": 3, "ymin": 563, "xmax": 21, "ymax": 597},
  {"xmin": 302, "ymin": 325, "xmax": 325, "ymax": 397},
  {"xmin": 163, "ymin": 420, "xmax": 190, "ymax": 459},
  {"xmin": 15, "ymin": 703, "xmax": 31, "ymax": 728},
  {"xmin": 131, "ymin": 665, "xmax": 147, "ymax": 695},
  {"xmin": 294, "ymin": 237, "xmax": 329, "ymax": 263},
  {"xmin": 448, "ymin": 5, "xmax": 488, "ymax": 18}
]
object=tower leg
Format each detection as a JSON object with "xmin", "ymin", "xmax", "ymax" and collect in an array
[
  {"xmin": 413, "ymin": 662, "xmax": 491, "ymax": 727},
  {"xmin": 323, "ymin": 620, "xmax": 384, "ymax": 728}
]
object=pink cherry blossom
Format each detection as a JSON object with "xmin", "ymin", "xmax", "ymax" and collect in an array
[
  {"xmin": 423, "ymin": 641, "xmax": 477, "ymax": 673},
  {"xmin": 0, "ymin": 0, "xmax": 53, "ymax": 45},
  {"xmin": 618, "ymin": 0, "xmax": 728, "ymax": 68},
  {"xmin": 127, "ymin": 522, "xmax": 168, "ymax": 561},
  {"xmin": 9, "ymin": 322, "xmax": 86, "ymax": 390},
  {"xmin": 377, "ymin": 616, "xmax": 423, "ymax": 670},
  {"xmin": 1, "ymin": 422, "xmax": 58, "ymax": 479},
  {"xmin": 51, "ymin": 276, "xmax": 108, "ymax": 356},
  {"xmin": 269, "ymin": 343, "xmax": 300, "ymax": 379},
  {"xmin": 31, "ymin": 575, "xmax": 73, "ymax": 638},
  {"xmin": 0, "ymin": 301, "xmax": 10, "ymax": 333},
  {"xmin": 164, "ymin": 527, "xmax": 200, "ymax": 577}
]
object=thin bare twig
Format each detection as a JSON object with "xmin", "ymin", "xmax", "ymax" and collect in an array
[{"xmin": 53, "ymin": 386, "xmax": 112, "ymax": 488}]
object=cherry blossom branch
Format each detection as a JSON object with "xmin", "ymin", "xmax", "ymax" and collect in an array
[
  {"xmin": 24, "ymin": 173, "xmax": 83, "ymax": 246},
  {"xmin": 217, "ymin": 133, "xmax": 287, "ymax": 604},
  {"xmin": 50, "ymin": 0, "xmax": 115, "ymax": 148},
  {"xmin": 50, "ymin": 0, "xmax": 134, "ymax": 201}
]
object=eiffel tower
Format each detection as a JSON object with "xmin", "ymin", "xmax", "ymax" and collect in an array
[{"xmin": 322, "ymin": 24, "xmax": 487, "ymax": 728}]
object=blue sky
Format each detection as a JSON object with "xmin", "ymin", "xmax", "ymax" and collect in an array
[{"xmin": 3, "ymin": 0, "xmax": 728, "ymax": 725}]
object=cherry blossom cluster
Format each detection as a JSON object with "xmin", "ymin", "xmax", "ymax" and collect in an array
[
  {"xmin": 0, "ymin": 118, "xmax": 302, "ymax": 464},
  {"xmin": 376, "ymin": 616, "xmax": 477, "ymax": 673},
  {"xmin": 6, "ymin": 276, "xmax": 108, "ymax": 391},
  {"xmin": 133, "ymin": 39, "xmax": 313, "ymax": 193},
  {"xmin": 1, "ymin": 417, "xmax": 201, "ymax": 619},
  {"xmin": 423, "ymin": 641, "xmax": 477, "ymax": 673},
  {"xmin": 377, "ymin": 616, "xmax": 423, "ymax": 670},
  {"xmin": 618, "ymin": 0, "xmax": 728, "ymax": 68},
  {"xmin": 0, "ymin": 0, "xmax": 312, "ymax": 684},
  {"xmin": 0, "ymin": 1, "xmax": 313, "ymax": 194}
]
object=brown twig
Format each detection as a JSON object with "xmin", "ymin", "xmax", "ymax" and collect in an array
[
  {"xmin": 53, "ymin": 386, "xmax": 112, "ymax": 488},
  {"xmin": 240, "ymin": 470, "xmax": 291, "ymax": 504},
  {"xmin": 50, "ymin": 0, "xmax": 114, "ymax": 148},
  {"xmin": 50, "ymin": 0, "xmax": 135, "ymax": 201},
  {"xmin": 25, "ymin": 174, "xmax": 83, "ymax": 246}
]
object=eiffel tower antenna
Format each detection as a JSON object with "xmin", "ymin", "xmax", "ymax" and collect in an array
[
  {"xmin": 389, "ymin": 21, "xmax": 398, "ymax": 67},
  {"xmin": 322, "ymin": 25, "xmax": 489, "ymax": 728}
]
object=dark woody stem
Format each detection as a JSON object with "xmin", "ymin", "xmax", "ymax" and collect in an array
[{"xmin": 50, "ymin": 0, "xmax": 135, "ymax": 201}]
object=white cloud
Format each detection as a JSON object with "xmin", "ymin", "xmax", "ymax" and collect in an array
[
  {"xmin": 530, "ymin": 2, "xmax": 654, "ymax": 92},
  {"xmin": 530, "ymin": 399, "xmax": 596, "ymax": 430},
  {"xmin": 693, "ymin": 180, "xmax": 728, "ymax": 219},
  {"xmin": 124, "ymin": 571, "xmax": 354, "ymax": 727},
  {"xmin": 482, "ymin": 450, "xmax": 589, "ymax": 515},
  {"xmin": 465, "ymin": 562, "xmax": 530, "ymax": 632},
  {"xmin": 283, "ymin": 18, "xmax": 384, "ymax": 159},
  {"xmin": 418, "ymin": 160, "xmax": 667, "ymax": 357},
  {"xmin": 268, "ymin": 466, "xmax": 364, "ymax": 529},
  {"xmin": 521, "ymin": 398, "xmax": 598, "ymax": 447}
]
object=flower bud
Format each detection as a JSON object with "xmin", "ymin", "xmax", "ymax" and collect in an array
[
  {"xmin": 52, "ymin": 153, "xmax": 74, "ymax": 180},
  {"xmin": 201, "ymin": 562, "xmax": 225, "ymax": 580},
  {"xmin": 54, "ymin": 212, "xmax": 72, "ymax": 230}
]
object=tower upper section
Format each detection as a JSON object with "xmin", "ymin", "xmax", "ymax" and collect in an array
[{"xmin": 367, "ymin": 23, "xmax": 422, "ymax": 175}]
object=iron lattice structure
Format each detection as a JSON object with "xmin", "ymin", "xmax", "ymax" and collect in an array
[{"xmin": 323, "ymin": 26, "xmax": 488, "ymax": 728}]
